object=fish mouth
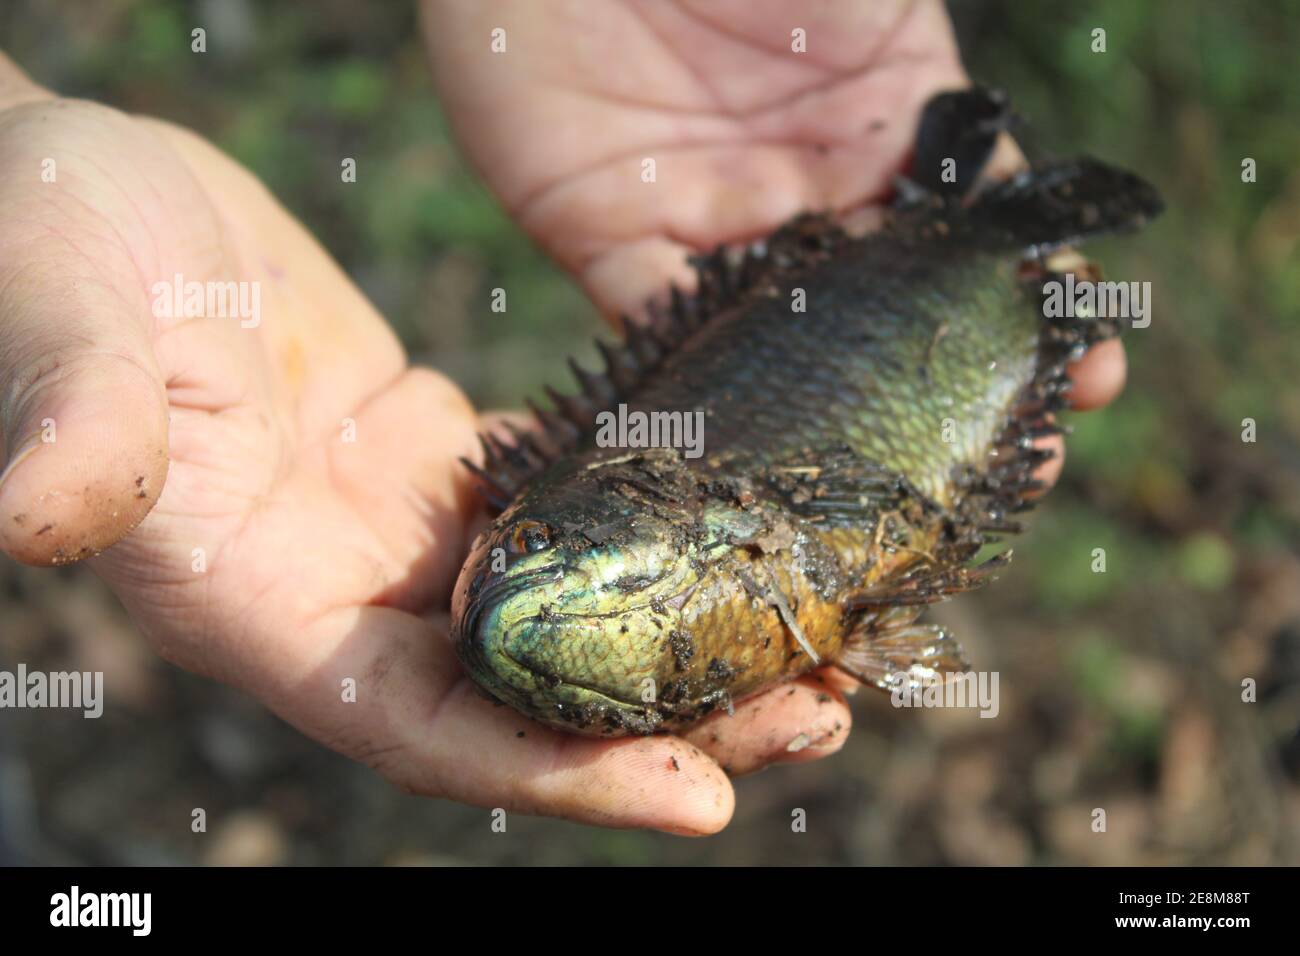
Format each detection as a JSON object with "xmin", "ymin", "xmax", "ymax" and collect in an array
[
  {"xmin": 457, "ymin": 610, "xmax": 656, "ymax": 732},
  {"xmin": 477, "ymin": 562, "xmax": 562, "ymax": 605},
  {"xmin": 457, "ymin": 584, "xmax": 646, "ymax": 707},
  {"xmin": 453, "ymin": 561, "xmax": 561, "ymax": 655},
  {"xmin": 452, "ymin": 555, "xmax": 699, "ymax": 732}
]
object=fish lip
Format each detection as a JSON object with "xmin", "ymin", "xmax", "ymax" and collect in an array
[
  {"xmin": 498, "ymin": 572, "xmax": 696, "ymax": 621},
  {"xmin": 457, "ymin": 603, "xmax": 648, "ymax": 715},
  {"xmin": 454, "ymin": 560, "xmax": 697, "ymax": 715},
  {"xmin": 454, "ymin": 548, "xmax": 701, "ymax": 720},
  {"xmin": 469, "ymin": 548, "xmax": 695, "ymax": 622},
  {"xmin": 457, "ymin": 549, "xmax": 575, "ymax": 636},
  {"xmin": 476, "ymin": 561, "xmax": 564, "ymax": 604},
  {"xmin": 454, "ymin": 560, "xmax": 562, "ymax": 655}
]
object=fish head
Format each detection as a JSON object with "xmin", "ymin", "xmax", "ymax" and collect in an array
[{"xmin": 451, "ymin": 454, "xmax": 709, "ymax": 735}]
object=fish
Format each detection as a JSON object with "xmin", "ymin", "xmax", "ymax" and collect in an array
[{"xmin": 449, "ymin": 86, "xmax": 1163, "ymax": 737}]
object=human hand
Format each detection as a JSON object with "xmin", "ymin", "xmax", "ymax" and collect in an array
[
  {"xmin": 0, "ymin": 0, "xmax": 1127, "ymax": 837},
  {"xmin": 0, "ymin": 53, "xmax": 755, "ymax": 836}
]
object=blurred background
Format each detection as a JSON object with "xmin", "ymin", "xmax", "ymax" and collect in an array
[{"xmin": 1, "ymin": 0, "xmax": 1297, "ymax": 864}]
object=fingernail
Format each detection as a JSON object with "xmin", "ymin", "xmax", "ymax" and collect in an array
[
  {"xmin": 786, "ymin": 732, "xmax": 811, "ymax": 753},
  {"xmin": 0, "ymin": 430, "xmax": 44, "ymax": 493},
  {"xmin": 657, "ymin": 823, "xmax": 708, "ymax": 838}
]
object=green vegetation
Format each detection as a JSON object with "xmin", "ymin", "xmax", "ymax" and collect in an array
[{"xmin": 4, "ymin": 0, "xmax": 1295, "ymax": 864}]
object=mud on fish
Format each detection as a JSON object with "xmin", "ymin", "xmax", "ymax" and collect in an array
[{"xmin": 450, "ymin": 87, "xmax": 1163, "ymax": 737}]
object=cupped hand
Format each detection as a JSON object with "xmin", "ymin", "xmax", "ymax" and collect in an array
[{"xmin": 0, "ymin": 54, "xmax": 747, "ymax": 836}]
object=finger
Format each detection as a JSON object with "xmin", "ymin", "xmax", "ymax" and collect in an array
[
  {"xmin": 683, "ymin": 673, "xmax": 851, "ymax": 776},
  {"xmin": 581, "ymin": 237, "xmax": 699, "ymax": 321},
  {"xmin": 1030, "ymin": 434, "xmax": 1065, "ymax": 491},
  {"xmin": 250, "ymin": 604, "xmax": 736, "ymax": 835},
  {"xmin": 1027, "ymin": 338, "xmax": 1128, "ymax": 491},
  {"xmin": 327, "ymin": 367, "xmax": 481, "ymax": 612},
  {"xmin": 478, "ymin": 407, "xmax": 535, "ymax": 441},
  {"xmin": 0, "ymin": 51, "xmax": 52, "ymax": 110},
  {"xmin": 817, "ymin": 666, "xmax": 862, "ymax": 697},
  {"xmin": 980, "ymin": 130, "xmax": 1029, "ymax": 183},
  {"xmin": 0, "ymin": 299, "xmax": 170, "ymax": 566},
  {"xmin": 1066, "ymin": 338, "xmax": 1127, "ymax": 411},
  {"xmin": 0, "ymin": 104, "xmax": 170, "ymax": 564}
]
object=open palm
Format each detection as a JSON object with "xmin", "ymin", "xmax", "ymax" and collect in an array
[{"xmin": 425, "ymin": 1, "xmax": 974, "ymax": 309}]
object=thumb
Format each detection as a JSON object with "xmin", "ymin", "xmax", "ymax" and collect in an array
[
  {"xmin": 0, "ymin": 50, "xmax": 52, "ymax": 111},
  {"xmin": 0, "ymin": 263, "xmax": 170, "ymax": 566},
  {"xmin": 0, "ymin": 96, "xmax": 170, "ymax": 565}
]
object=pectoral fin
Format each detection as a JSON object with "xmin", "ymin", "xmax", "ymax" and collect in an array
[
  {"xmin": 834, "ymin": 619, "xmax": 970, "ymax": 692},
  {"xmin": 834, "ymin": 552, "xmax": 1011, "ymax": 691}
]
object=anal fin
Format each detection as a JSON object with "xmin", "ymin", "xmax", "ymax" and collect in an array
[{"xmin": 834, "ymin": 551, "xmax": 1011, "ymax": 693}]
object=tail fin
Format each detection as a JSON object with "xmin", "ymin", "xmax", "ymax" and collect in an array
[{"xmin": 970, "ymin": 156, "xmax": 1164, "ymax": 253}]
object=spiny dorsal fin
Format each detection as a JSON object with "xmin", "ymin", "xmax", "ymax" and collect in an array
[{"xmin": 465, "ymin": 212, "xmax": 853, "ymax": 511}]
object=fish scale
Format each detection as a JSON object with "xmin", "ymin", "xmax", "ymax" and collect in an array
[{"xmin": 449, "ymin": 87, "xmax": 1163, "ymax": 737}]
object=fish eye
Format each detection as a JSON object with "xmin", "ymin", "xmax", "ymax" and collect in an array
[{"xmin": 508, "ymin": 520, "xmax": 553, "ymax": 554}]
